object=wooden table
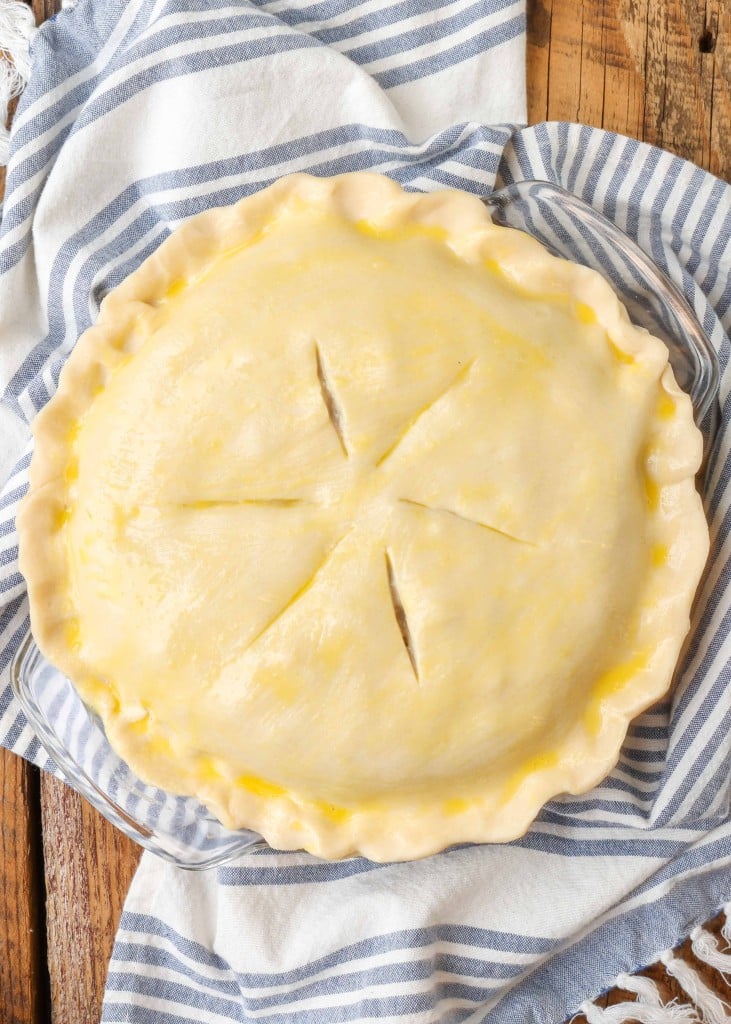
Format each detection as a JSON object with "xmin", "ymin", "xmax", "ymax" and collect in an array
[{"xmin": 1, "ymin": 2, "xmax": 730, "ymax": 1021}]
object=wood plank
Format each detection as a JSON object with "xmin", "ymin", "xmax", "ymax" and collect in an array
[
  {"xmin": 709, "ymin": 4, "xmax": 731, "ymax": 182},
  {"xmin": 599, "ymin": 0, "xmax": 649, "ymax": 140},
  {"xmin": 0, "ymin": 749, "xmax": 47, "ymax": 1024},
  {"xmin": 30, "ymin": 0, "xmax": 58, "ymax": 24},
  {"xmin": 643, "ymin": 0, "xmax": 729, "ymax": 180},
  {"xmin": 40, "ymin": 774, "xmax": 141, "ymax": 1024},
  {"xmin": 527, "ymin": 0, "xmax": 731, "ymax": 182}
]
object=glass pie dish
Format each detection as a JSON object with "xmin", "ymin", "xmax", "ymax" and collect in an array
[
  {"xmin": 12, "ymin": 632, "xmax": 264, "ymax": 867},
  {"xmin": 10, "ymin": 180, "xmax": 720, "ymax": 869}
]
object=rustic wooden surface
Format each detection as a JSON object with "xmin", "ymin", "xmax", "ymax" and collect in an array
[
  {"xmin": 0, "ymin": 749, "xmax": 46, "ymax": 1024},
  {"xmin": 528, "ymin": 0, "xmax": 730, "ymax": 181},
  {"xmin": 0, "ymin": 1, "xmax": 729, "ymax": 1022},
  {"xmin": 40, "ymin": 775, "xmax": 140, "ymax": 1024}
]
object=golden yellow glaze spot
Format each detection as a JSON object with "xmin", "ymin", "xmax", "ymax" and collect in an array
[
  {"xmin": 502, "ymin": 751, "xmax": 560, "ymax": 801},
  {"xmin": 164, "ymin": 279, "xmax": 187, "ymax": 300},
  {"xmin": 63, "ymin": 460, "xmax": 78, "ymax": 485},
  {"xmin": 483, "ymin": 256, "xmax": 503, "ymax": 277},
  {"xmin": 64, "ymin": 618, "xmax": 81, "ymax": 652},
  {"xmin": 354, "ymin": 219, "xmax": 448, "ymax": 245},
  {"xmin": 236, "ymin": 774, "xmax": 287, "ymax": 800},
  {"xmin": 127, "ymin": 713, "xmax": 150, "ymax": 736},
  {"xmin": 583, "ymin": 651, "xmax": 649, "ymax": 733},
  {"xmin": 593, "ymin": 652, "xmax": 648, "ymax": 700},
  {"xmin": 443, "ymin": 797, "xmax": 471, "ymax": 815},
  {"xmin": 609, "ymin": 339, "xmax": 635, "ymax": 365},
  {"xmin": 147, "ymin": 734, "xmax": 175, "ymax": 759},
  {"xmin": 53, "ymin": 506, "xmax": 71, "ymax": 530},
  {"xmin": 651, "ymin": 544, "xmax": 668, "ymax": 568},
  {"xmin": 658, "ymin": 392, "xmax": 676, "ymax": 420},
  {"xmin": 645, "ymin": 476, "xmax": 660, "ymax": 510},
  {"xmin": 314, "ymin": 801, "xmax": 351, "ymax": 824},
  {"xmin": 197, "ymin": 756, "xmax": 223, "ymax": 783},
  {"xmin": 576, "ymin": 302, "xmax": 597, "ymax": 325}
]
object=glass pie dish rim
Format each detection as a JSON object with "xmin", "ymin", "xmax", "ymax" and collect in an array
[
  {"xmin": 9, "ymin": 178, "xmax": 721, "ymax": 868},
  {"xmin": 11, "ymin": 631, "xmax": 265, "ymax": 868}
]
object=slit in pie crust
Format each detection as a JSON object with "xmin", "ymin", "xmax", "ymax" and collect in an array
[{"xmin": 17, "ymin": 173, "xmax": 709, "ymax": 861}]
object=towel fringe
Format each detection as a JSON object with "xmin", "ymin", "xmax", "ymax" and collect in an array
[
  {"xmin": 579, "ymin": 986, "xmax": 701, "ymax": 1023},
  {"xmin": 722, "ymin": 904, "xmax": 731, "ymax": 946},
  {"xmin": 0, "ymin": 0, "xmax": 36, "ymax": 166},
  {"xmin": 660, "ymin": 952, "xmax": 731, "ymax": 1024},
  {"xmin": 579, "ymin": 913, "xmax": 731, "ymax": 1024},
  {"xmin": 690, "ymin": 926, "xmax": 731, "ymax": 982},
  {"xmin": 615, "ymin": 972, "xmax": 666, "ymax": 1006}
]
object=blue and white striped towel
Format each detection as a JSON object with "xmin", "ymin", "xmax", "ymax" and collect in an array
[{"xmin": 1, "ymin": 2, "xmax": 730, "ymax": 1022}]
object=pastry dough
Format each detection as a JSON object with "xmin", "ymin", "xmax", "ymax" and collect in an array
[{"xmin": 18, "ymin": 173, "xmax": 709, "ymax": 861}]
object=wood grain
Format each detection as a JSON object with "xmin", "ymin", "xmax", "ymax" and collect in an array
[
  {"xmin": 30, "ymin": 0, "xmax": 57, "ymax": 23},
  {"xmin": 40, "ymin": 774, "xmax": 140, "ymax": 1024},
  {"xmin": 527, "ymin": 0, "xmax": 731, "ymax": 181},
  {"xmin": 0, "ymin": 750, "xmax": 46, "ymax": 1024}
]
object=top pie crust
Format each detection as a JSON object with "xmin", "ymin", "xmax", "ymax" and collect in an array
[{"xmin": 18, "ymin": 173, "xmax": 709, "ymax": 861}]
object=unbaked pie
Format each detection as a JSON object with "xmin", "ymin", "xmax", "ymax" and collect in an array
[{"xmin": 18, "ymin": 173, "xmax": 709, "ymax": 861}]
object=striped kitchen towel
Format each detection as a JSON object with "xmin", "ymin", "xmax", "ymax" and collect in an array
[{"xmin": 0, "ymin": 1, "xmax": 730, "ymax": 1022}]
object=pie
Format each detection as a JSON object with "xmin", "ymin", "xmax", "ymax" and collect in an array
[{"xmin": 17, "ymin": 173, "xmax": 709, "ymax": 861}]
